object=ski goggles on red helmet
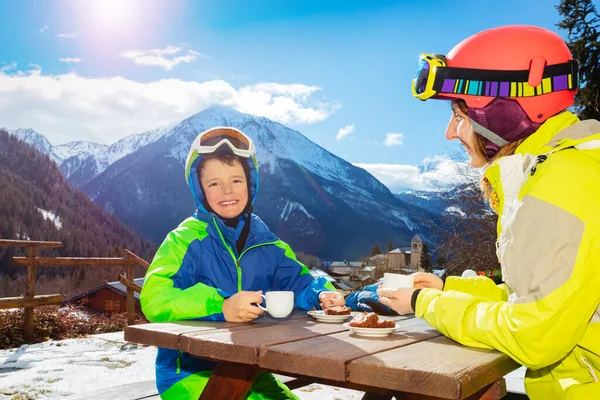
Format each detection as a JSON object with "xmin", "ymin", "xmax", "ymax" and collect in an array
[{"xmin": 412, "ymin": 53, "xmax": 579, "ymax": 101}]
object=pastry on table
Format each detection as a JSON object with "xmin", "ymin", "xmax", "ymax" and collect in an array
[
  {"xmin": 348, "ymin": 312, "xmax": 395, "ymax": 328},
  {"xmin": 323, "ymin": 305, "xmax": 352, "ymax": 315}
]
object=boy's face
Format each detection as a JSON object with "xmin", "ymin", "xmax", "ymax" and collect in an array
[{"xmin": 200, "ymin": 158, "xmax": 249, "ymax": 219}]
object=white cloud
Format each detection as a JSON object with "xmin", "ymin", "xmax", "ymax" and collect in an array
[
  {"xmin": 336, "ymin": 124, "xmax": 355, "ymax": 140},
  {"xmin": 384, "ymin": 132, "xmax": 404, "ymax": 147},
  {"xmin": 1, "ymin": 63, "xmax": 17, "ymax": 73},
  {"xmin": 40, "ymin": 25, "xmax": 49, "ymax": 33},
  {"xmin": 355, "ymin": 155, "xmax": 471, "ymax": 192},
  {"xmin": 121, "ymin": 45, "xmax": 203, "ymax": 71},
  {"xmin": 59, "ymin": 57, "xmax": 83, "ymax": 63},
  {"xmin": 57, "ymin": 32, "xmax": 79, "ymax": 39},
  {"xmin": 0, "ymin": 65, "xmax": 338, "ymax": 145},
  {"xmin": 230, "ymin": 83, "xmax": 339, "ymax": 125}
]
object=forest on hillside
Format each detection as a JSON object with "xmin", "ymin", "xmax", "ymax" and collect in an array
[{"xmin": 0, "ymin": 130, "xmax": 156, "ymax": 298}]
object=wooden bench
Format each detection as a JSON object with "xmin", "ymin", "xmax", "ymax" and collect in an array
[{"xmin": 66, "ymin": 375, "xmax": 311, "ymax": 400}]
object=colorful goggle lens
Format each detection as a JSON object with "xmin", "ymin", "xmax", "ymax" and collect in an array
[{"xmin": 413, "ymin": 59, "xmax": 431, "ymax": 95}]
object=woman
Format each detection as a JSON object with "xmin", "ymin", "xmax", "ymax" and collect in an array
[{"xmin": 377, "ymin": 25, "xmax": 600, "ymax": 399}]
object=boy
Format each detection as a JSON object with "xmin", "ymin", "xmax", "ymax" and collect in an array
[{"xmin": 140, "ymin": 126, "xmax": 344, "ymax": 399}]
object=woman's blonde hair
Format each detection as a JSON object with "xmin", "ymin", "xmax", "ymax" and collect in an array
[{"xmin": 453, "ymin": 100, "xmax": 526, "ymax": 202}]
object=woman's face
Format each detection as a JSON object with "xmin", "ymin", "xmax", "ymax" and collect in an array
[
  {"xmin": 445, "ymin": 102, "xmax": 487, "ymax": 168},
  {"xmin": 200, "ymin": 158, "xmax": 249, "ymax": 219}
]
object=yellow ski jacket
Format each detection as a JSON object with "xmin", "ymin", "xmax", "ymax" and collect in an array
[{"xmin": 415, "ymin": 111, "xmax": 600, "ymax": 399}]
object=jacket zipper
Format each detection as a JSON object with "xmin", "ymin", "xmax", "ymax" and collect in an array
[
  {"xmin": 176, "ymin": 350, "xmax": 183, "ymax": 374},
  {"xmin": 174, "ymin": 221, "xmax": 277, "ymax": 374},
  {"xmin": 529, "ymin": 154, "xmax": 548, "ymax": 176},
  {"xmin": 212, "ymin": 217, "xmax": 276, "ymax": 292}
]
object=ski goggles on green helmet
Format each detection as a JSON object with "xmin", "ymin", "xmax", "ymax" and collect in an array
[
  {"xmin": 194, "ymin": 126, "xmax": 255, "ymax": 157},
  {"xmin": 412, "ymin": 53, "xmax": 579, "ymax": 101}
]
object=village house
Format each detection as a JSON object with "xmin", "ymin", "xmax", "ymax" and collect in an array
[
  {"xmin": 61, "ymin": 278, "xmax": 145, "ymax": 314},
  {"xmin": 310, "ymin": 268, "xmax": 363, "ymax": 293},
  {"xmin": 329, "ymin": 260, "xmax": 364, "ymax": 276}
]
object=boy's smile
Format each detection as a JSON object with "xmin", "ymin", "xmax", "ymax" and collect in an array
[{"xmin": 200, "ymin": 158, "xmax": 249, "ymax": 219}]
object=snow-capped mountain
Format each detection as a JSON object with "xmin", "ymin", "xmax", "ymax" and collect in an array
[
  {"xmin": 396, "ymin": 180, "xmax": 487, "ymax": 218},
  {"xmin": 396, "ymin": 190, "xmax": 452, "ymax": 215},
  {"xmin": 4, "ymin": 124, "xmax": 174, "ymax": 188},
  {"xmin": 58, "ymin": 125, "xmax": 174, "ymax": 188},
  {"xmin": 5, "ymin": 128, "xmax": 61, "ymax": 164},
  {"xmin": 8, "ymin": 107, "xmax": 444, "ymax": 259}
]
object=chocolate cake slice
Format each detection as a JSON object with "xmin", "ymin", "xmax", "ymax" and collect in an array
[
  {"xmin": 323, "ymin": 305, "xmax": 352, "ymax": 315},
  {"xmin": 348, "ymin": 312, "xmax": 395, "ymax": 328}
]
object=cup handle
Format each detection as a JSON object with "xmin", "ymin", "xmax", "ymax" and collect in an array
[{"xmin": 256, "ymin": 294, "xmax": 267, "ymax": 312}]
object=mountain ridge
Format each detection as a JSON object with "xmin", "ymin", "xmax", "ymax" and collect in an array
[{"xmin": 8, "ymin": 107, "xmax": 446, "ymax": 260}]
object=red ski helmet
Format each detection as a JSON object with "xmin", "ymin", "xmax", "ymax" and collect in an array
[{"xmin": 412, "ymin": 25, "xmax": 579, "ymax": 157}]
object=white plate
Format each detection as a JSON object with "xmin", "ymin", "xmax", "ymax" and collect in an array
[
  {"xmin": 343, "ymin": 322, "xmax": 398, "ymax": 337},
  {"xmin": 307, "ymin": 310, "xmax": 352, "ymax": 323}
]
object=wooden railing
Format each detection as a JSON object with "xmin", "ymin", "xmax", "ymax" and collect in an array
[{"xmin": 0, "ymin": 239, "xmax": 149, "ymax": 342}]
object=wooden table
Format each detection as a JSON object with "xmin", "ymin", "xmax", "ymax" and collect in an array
[{"xmin": 125, "ymin": 312, "xmax": 520, "ymax": 400}]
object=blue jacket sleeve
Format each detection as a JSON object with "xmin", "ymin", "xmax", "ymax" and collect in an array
[
  {"xmin": 271, "ymin": 240, "xmax": 336, "ymax": 310},
  {"xmin": 345, "ymin": 288, "xmax": 398, "ymax": 315}
]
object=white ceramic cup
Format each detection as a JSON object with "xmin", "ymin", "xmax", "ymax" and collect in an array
[
  {"xmin": 257, "ymin": 291, "xmax": 294, "ymax": 318},
  {"xmin": 382, "ymin": 273, "xmax": 415, "ymax": 289}
]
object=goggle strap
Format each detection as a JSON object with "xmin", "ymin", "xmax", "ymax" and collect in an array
[
  {"xmin": 469, "ymin": 119, "xmax": 509, "ymax": 147},
  {"xmin": 433, "ymin": 60, "xmax": 578, "ymax": 98}
]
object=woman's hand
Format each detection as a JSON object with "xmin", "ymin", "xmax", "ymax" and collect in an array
[
  {"xmin": 222, "ymin": 291, "xmax": 264, "ymax": 322},
  {"xmin": 413, "ymin": 272, "xmax": 444, "ymax": 290},
  {"xmin": 376, "ymin": 286, "xmax": 417, "ymax": 315},
  {"xmin": 319, "ymin": 291, "xmax": 345, "ymax": 309}
]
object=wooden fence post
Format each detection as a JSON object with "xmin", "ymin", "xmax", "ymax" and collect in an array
[
  {"xmin": 24, "ymin": 247, "xmax": 37, "ymax": 342},
  {"xmin": 126, "ymin": 264, "xmax": 135, "ymax": 326}
]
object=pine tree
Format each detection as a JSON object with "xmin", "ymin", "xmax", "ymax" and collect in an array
[
  {"xmin": 557, "ymin": 0, "xmax": 600, "ymax": 120},
  {"xmin": 387, "ymin": 239, "xmax": 394, "ymax": 252},
  {"xmin": 420, "ymin": 242, "xmax": 432, "ymax": 273},
  {"xmin": 436, "ymin": 254, "xmax": 447, "ymax": 268},
  {"xmin": 112, "ymin": 243, "xmax": 122, "ymax": 257},
  {"xmin": 371, "ymin": 243, "xmax": 382, "ymax": 256}
]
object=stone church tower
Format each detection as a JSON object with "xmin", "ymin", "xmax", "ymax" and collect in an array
[
  {"xmin": 409, "ymin": 234, "xmax": 422, "ymax": 269},
  {"xmin": 385, "ymin": 233, "xmax": 425, "ymax": 272}
]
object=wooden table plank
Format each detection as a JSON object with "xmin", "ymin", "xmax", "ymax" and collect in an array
[
  {"xmin": 124, "ymin": 310, "xmax": 309, "ymax": 349},
  {"xmin": 181, "ymin": 318, "xmax": 349, "ymax": 365},
  {"xmin": 260, "ymin": 317, "xmax": 440, "ymax": 381},
  {"xmin": 125, "ymin": 320, "xmax": 248, "ymax": 350},
  {"xmin": 347, "ymin": 336, "xmax": 520, "ymax": 399}
]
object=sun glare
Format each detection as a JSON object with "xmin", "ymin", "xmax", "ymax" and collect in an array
[
  {"xmin": 89, "ymin": 0, "xmax": 138, "ymax": 26},
  {"xmin": 70, "ymin": 0, "xmax": 179, "ymax": 51}
]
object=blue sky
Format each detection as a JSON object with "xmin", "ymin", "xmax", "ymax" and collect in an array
[{"xmin": 0, "ymin": 0, "xmax": 578, "ymax": 191}]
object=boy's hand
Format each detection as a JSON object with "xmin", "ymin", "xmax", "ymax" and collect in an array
[
  {"xmin": 222, "ymin": 291, "xmax": 264, "ymax": 322},
  {"xmin": 413, "ymin": 272, "xmax": 443, "ymax": 290},
  {"xmin": 319, "ymin": 291, "xmax": 345, "ymax": 309}
]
